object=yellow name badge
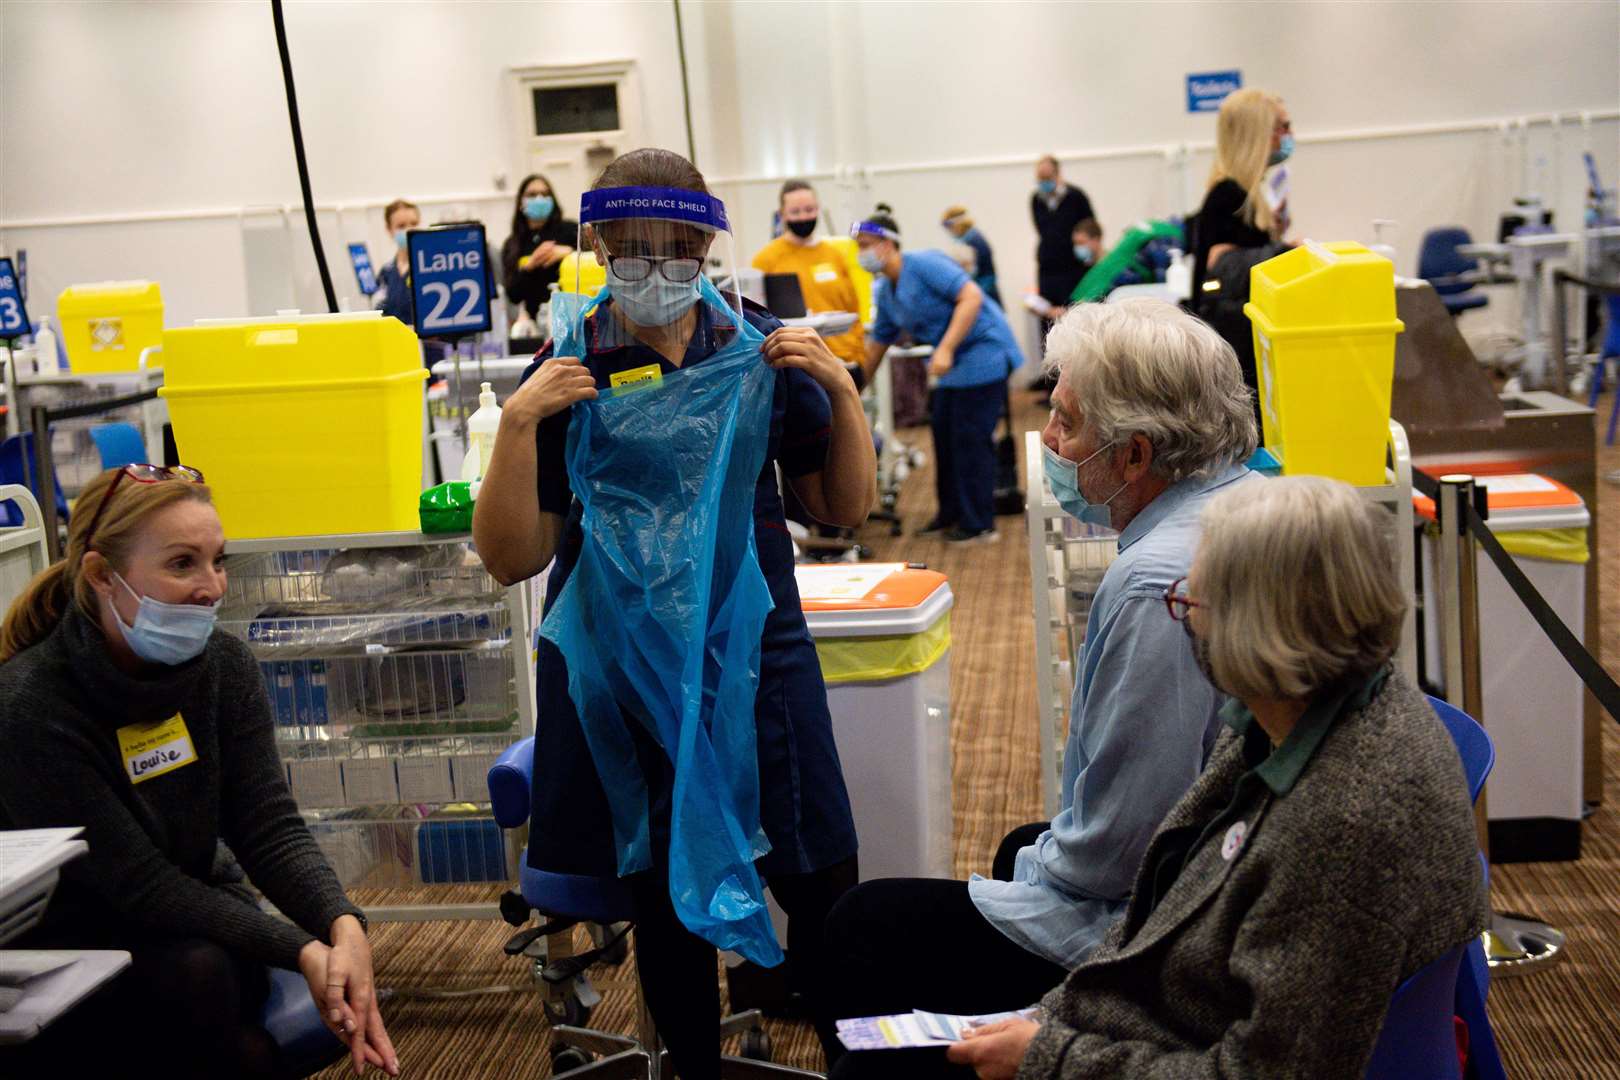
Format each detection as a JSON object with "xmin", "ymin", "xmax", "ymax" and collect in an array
[
  {"xmin": 609, "ymin": 363, "xmax": 663, "ymax": 396},
  {"xmin": 117, "ymin": 714, "xmax": 198, "ymax": 785}
]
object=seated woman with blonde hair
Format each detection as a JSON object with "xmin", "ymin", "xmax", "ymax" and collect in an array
[
  {"xmin": 942, "ymin": 476, "xmax": 1486, "ymax": 1079},
  {"xmin": 0, "ymin": 466, "xmax": 397, "ymax": 1079}
]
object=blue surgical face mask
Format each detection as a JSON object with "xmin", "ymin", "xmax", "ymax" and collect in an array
[
  {"xmin": 524, "ymin": 195, "xmax": 555, "ymax": 221},
  {"xmin": 1269, "ymin": 133, "xmax": 1295, "ymax": 166},
  {"xmin": 606, "ymin": 262, "xmax": 702, "ymax": 327},
  {"xmin": 857, "ymin": 247, "xmax": 885, "ymax": 274},
  {"xmin": 111, "ymin": 572, "xmax": 220, "ymax": 666},
  {"xmin": 393, "ymin": 228, "xmax": 408, "ymax": 249},
  {"xmin": 1073, "ymin": 244, "xmax": 1095, "ymax": 266},
  {"xmin": 1037, "ymin": 179, "xmax": 1056, "ymax": 196},
  {"xmin": 1042, "ymin": 440, "xmax": 1124, "ymax": 526}
]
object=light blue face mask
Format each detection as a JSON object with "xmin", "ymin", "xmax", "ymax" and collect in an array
[
  {"xmin": 524, "ymin": 195, "xmax": 555, "ymax": 221},
  {"xmin": 393, "ymin": 228, "xmax": 408, "ymax": 249},
  {"xmin": 1037, "ymin": 179, "xmax": 1057, "ymax": 196},
  {"xmin": 1269, "ymin": 133, "xmax": 1295, "ymax": 166},
  {"xmin": 606, "ymin": 261, "xmax": 702, "ymax": 328},
  {"xmin": 1073, "ymin": 244, "xmax": 1095, "ymax": 266},
  {"xmin": 112, "ymin": 572, "xmax": 220, "ymax": 665},
  {"xmin": 1042, "ymin": 440, "xmax": 1124, "ymax": 526},
  {"xmin": 857, "ymin": 247, "xmax": 885, "ymax": 274}
]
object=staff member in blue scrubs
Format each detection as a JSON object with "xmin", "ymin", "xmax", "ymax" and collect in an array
[
  {"xmin": 474, "ymin": 148, "xmax": 873, "ymax": 1077},
  {"xmin": 857, "ymin": 210, "xmax": 1022, "ymax": 543}
]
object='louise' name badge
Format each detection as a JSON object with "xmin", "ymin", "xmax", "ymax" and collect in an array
[{"xmin": 117, "ymin": 713, "xmax": 197, "ymax": 784}]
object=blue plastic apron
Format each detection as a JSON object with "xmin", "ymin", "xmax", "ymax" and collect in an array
[{"xmin": 540, "ymin": 280, "xmax": 784, "ymax": 966}]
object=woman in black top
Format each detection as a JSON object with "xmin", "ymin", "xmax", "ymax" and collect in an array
[
  {"xmin": 0, "ymin": 467, "xmax": 396, "ymax": 1078},
  {"xmin": 1192, "ymin": 89, "xmax": 1294, "ymax": 420},
  {"xmin": 500, "ymin": 172, "xmax": 578, "ymax": 319}
]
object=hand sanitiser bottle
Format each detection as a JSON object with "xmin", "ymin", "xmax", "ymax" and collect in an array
[{"xmin": 461, "ymin": 381, "xmax": 502, "ymax": 491}]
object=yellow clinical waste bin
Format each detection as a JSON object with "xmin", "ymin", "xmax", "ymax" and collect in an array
[
  {"xmin": 795, "ymin": 562, "xmax": 954, "ymax": 880},
  {"xmin": 1415, "ymin": 472, "xmax": 1589, "ymax": 860},
  {"xmin": 56, "ymin": 281, "xmax": 165, "ymax": 373},
  {"xmin": 160, "ymin": 311, "xmax": 427, "ymax": 539},
  {"xmin": 553, "ymin": 251, "xmax": 607, "ymax": 296},
  {"xmin": 1244, "ymin": 241, "xmax": 1404, "ymax": 486}
]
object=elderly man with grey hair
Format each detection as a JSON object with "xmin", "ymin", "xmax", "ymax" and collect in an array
[{"xmin": 822, "ymin": 299, "xmax": 1260, "ymax": 1076}]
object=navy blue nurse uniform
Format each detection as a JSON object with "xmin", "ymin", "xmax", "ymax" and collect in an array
[{"xmin": 521, "ymin": 297, "xmax": 858, "ymax": 884}]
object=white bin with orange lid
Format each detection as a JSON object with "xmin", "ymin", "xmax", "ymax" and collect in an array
[
  {"xmin": 1415, "ymin": 472, "xmax": 1589, "ymax": 860},
  {"xmin": 795, "ymin": 562, "xmax": 955, "ymax": 881}
]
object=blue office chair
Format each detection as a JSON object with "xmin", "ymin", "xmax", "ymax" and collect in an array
[
  {"xmin": 1418, "ymin": 228, "xmax": 1490, "ymax": 317},
  {"xmin": 88, "ymin": 422, "xmax": 148, "ymax": 471},
  {"xmin": 489, "ymin": 737, "xmax": 807, "ymax": 1077},
  {"xmin": 1425, "ymin": 696, "xmax": 1508, "ymax": 1080},
  {"xmin": 261, "ymin": 967, "xmax": 348, "ymax": 1078},
  {"xmin": 1364, "ymin": 944, "xmax": 1466, "ymax": 1080},
  {"xmin": 0, "ymin": 432, "xmax": 68, "ymax": 529}
]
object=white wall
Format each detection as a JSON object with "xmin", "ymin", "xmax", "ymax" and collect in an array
[{"xmin": 3, "ymin": 0, "xmax": 1617, "ymax": 347}]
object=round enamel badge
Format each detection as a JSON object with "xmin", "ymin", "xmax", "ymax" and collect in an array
[{"xmin": 1221, "ymin": 821, "xmax": 1248, "ymax": 861}]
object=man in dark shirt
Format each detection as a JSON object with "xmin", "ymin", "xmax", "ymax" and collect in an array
[{"xmin": 1031, "ymin": 155, "xmax": 1095, "ymax": 312}]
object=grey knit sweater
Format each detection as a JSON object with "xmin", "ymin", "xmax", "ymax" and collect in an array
[
  {"xmin": 0, "ymin": 606, "xmax": 362, "ymax": 969},
  {"xmin": 1019, "ymin": 671, "xmax": 1487, "ymax": 1079}
]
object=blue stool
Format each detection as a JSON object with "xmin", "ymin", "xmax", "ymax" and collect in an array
[
  {"xmin": 261, "ymin": 967, "xmax": 347, "ymax": 1079},
  {"xmin": 88, "ymin": 422, "xmax": 148, "ymax": 471}
]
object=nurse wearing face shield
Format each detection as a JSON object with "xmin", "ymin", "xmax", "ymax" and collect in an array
[{"xmin": 473, "ymin": 148, "xmax": 875, "ymax": 1076}]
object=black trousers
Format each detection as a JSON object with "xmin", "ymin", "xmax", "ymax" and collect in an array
[
  {"xmin": 823, "ymin": 823, "xmax": 1059, "ymax": 1079},
  {"xmin": 628, "ymin": 855, "xmax": 858, "ymax": 1079},
  {"xmin": 0, "ymin": 937, "xmax": 281, "ymax": 1078},
  {"xmin": 931, "ymin": 381, "xmax": 1006, "ymax": 534}
]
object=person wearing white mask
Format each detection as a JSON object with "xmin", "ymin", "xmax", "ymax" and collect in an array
[
  {"xmin": 822, "ymin": 300, "xmax": 1259, "ymax": 1077},
  {"xmin": 500, "ymin": 172, "xmax": 577, "ymax": 321},
  {"xmin": 0, "ymin": 466, "xmax": 396, "ymax": 1079},
  {"xmin": 855, "ymin": 209, "xmax": 1022, "ymax": 543},
  {"xmin": 475, "ymin": 148, "xmax": 874, "ymax": 1076}
]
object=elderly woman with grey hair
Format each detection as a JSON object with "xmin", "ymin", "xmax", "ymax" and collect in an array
[
  {"xmin": 825, "ymin": 299, "xmax": 1264, "ymax": 1078},
  {"xmin": 945, "ymin": 477, "xmax": 1486, "ymax": 1079}
]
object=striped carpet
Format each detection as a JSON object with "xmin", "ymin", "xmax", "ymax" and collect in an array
[{"xmin": 322, "ymin": 389, "xmax": 1619, "ymax": 1079}]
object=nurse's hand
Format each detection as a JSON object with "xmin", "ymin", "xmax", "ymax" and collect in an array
[
  {"xmin": 503, "ymin": 355, "xmax": 599, "ymax": 427},
  {"xmin": 763, "ymin": 326, "xmax": 858, "ymax": 398},
  {"xmin": 928, "ymin": 344, "xmax": 955, "ymax": 377}
]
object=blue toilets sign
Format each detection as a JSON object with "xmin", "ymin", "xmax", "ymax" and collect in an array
[
  {"xmin": 1187, "ymin": 70, "xmax": 1242, "ymax": 113},
  {"xmin": 348, "ymin": 243, "xmax": 380, "ymax": 297},
  {"xmin": 0, "ymin": 257, "xmax": 32, "ymax": 341},
  {"xmin": 407, "ymin": 223, "xmax": 492, "ymax": 337}
]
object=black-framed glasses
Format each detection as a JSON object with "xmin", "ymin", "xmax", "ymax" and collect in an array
[
  {"xmin": 1163, "ymin": 577, "xmax": 1204, "ymax": 622},
  {"xmin": 84, "ymin": 464, "xmax": 205, "ymax": 550},
  {"xmin": 603, "ymin": 252, "xmax": 703, "ymax": 284}
]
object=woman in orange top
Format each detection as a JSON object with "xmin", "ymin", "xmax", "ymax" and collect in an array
[{"xmin": 752, "ymin": 180, "xmax": 867, "ymax": 368}]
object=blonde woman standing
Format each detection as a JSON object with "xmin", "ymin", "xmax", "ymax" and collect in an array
[{"xmin": 1191, "ymin": 88, "xmax": 1295, "ymax": 425}]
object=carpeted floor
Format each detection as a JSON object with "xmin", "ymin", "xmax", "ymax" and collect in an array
[{"xmin": 325, "ymin": 388, "xmax": 1619, "ymax": 1079}]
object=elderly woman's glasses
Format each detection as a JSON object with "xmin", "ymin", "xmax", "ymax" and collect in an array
[
  {"xmin": 1163, "ymin": 577, "xmax": 1203, "ymax": 622},
  {"xmin": 84, "ymin": 463, "xmax": 205, "ymax": 550}
]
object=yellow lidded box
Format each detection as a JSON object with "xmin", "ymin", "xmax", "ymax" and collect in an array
[
  {"xmin": 1244, "ymin": 242, "xmax": 1405, "ymax": 487},
  {"xmin": 160, "ymin": 312, "xmax": 427, "ymax": 540},
  {"xmin": 57, "ymin": 281, "xmax": 165, "ymax": 372}
]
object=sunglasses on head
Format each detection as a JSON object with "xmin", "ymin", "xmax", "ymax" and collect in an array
[{"xmin": 84, "ymin": 464, "xmax": 205, "ymax": 551}]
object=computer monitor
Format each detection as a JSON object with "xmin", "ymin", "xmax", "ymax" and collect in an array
[{"xmin": 764, "ymin": 273, "xmax": 808, "ymax": 319}]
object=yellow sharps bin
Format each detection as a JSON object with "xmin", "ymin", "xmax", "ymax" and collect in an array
[
  {"xmin": 160, "ymin": 311, "xmax": 427, "ymax": 539},
  {"xmin": 57, "ymin": 281, "xmax": 165, "ymax": 372},
  {"xmin": 1244, "ymin": 242, "xmax": 1404, "ymax": 486}
]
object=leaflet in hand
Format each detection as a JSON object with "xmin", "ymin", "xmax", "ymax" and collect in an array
[{"xmin": 836, "ymin": 1007, "xmax": 1038, "ymax": 1050}]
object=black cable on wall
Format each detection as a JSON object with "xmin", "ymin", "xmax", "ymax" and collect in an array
[
  {"xmin": 270, "ymin": 0, "xmax": 338, "ymax": 313},
  {"xmin": 672, "ymin": 0, "xmax": 697, "ymax": 166}
]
